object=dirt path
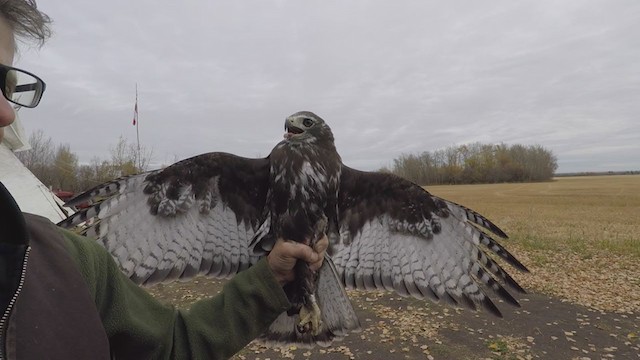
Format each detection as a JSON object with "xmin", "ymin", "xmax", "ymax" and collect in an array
[{"xmin": 149, "ymin": 277, "xmax": 639, "ymax": 359}]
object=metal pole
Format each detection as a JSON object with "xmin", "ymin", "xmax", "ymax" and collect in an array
[{"xmin": 135, "ymin": 83, "xmax": 141, "ymax": 170}]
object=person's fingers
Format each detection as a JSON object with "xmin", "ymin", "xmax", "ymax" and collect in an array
[
  {"xmin": 288, "ymin": 241, "xmax": 320, "ymax": 263},
  {"xmin": 313, "ymin": 234, "xmax": 329, "ymax": 254},
  {"xmin": 309, "ymin": 258, "xmax": 323, "ymax": 272},
  {"xmin": 267, "ymin": 239, "xmax": 298, "ymax": 285},
  {"xmin": 268, "ymin": 236, "xmax": 329, "ymax": 281},
  {"xmin": 308, "ymin": 234, "xmax": 328, "ymax": 271},
  {"xmin": 273, "ymin": 240, "xmax": 315, "ymax": 262}
]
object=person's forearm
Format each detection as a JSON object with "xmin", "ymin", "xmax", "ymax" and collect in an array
[
  {"xmin": 173, "ymin": 259, "xmax": 290, "ymax": 359},
  {"xmin": 62, "ymin": 230, "xmax": 289, "ymax": 359}
]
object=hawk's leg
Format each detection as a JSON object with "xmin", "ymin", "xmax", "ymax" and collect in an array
[
  {"xmin": 289, "ymin": 253, "xmax": 323, "ymax": 335},
  {"xmin": 296, "ymin": 216, "xmax": 327, "ymax": 335},
  {"xmin": 297, "ymin": 294, "xmax": 322, "ymax": 335}
]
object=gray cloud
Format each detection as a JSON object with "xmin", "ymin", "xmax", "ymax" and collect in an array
[{"xmin": 14, "ymin": 0, "xmax": 640, "ymax": 173}]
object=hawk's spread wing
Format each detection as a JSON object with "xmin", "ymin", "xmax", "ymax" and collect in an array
[
  {"xmin": 58, "ymin": 152, "xmax": 271, "ymax": 285},
  {"xmin": 332, "ymin": 166, "xmax": 529, "ymax": 316}
]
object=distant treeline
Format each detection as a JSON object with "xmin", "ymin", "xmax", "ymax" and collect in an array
[
  {"xmin": 384, "ymin": 143, "xmax": 558, "ymax": 185},
  {"xmin": 555, "ymin": 171, "xmax": 640, "ymax": 177},
  {"xmin": 15, "ymin": 130, "xmax": 152, "ymax": 193}
]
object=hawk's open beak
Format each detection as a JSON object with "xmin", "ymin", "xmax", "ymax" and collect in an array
[{"xmin": 284, "ymin": 120, "xmax": 304, "ymax": 139}]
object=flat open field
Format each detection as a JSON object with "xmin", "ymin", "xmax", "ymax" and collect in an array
[
  {"xmin": 429, "ymin": 175, "xmax": 640, "ymax": 259},
  {"xmin": 149, "ymin": 175, "xmax": 640, "ymax": 359},
  {"xmin": 427, "ymin": 175, "xmax": 640, "ymax": 313}
]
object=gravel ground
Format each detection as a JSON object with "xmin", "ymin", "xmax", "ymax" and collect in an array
[
  {"xmin": 508, "ymin": 245, "xmax": 640, "ymax": 315},
  {"xmin": 149, "ymin": 275, "xmax": 639, "ymax": 360}
]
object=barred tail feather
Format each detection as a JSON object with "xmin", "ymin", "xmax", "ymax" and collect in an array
[
  {"xmin": 64, "ymin": 175, "xmax": 137, "ymax": 208},
  {"xmin": 478, "ymin": 231, "xmax": 529, "ymax": 272},
  {"xmin": 259, "ymin": 256, "xmax": 361, "ymax": 347},
  {"xmin": 433, "ymin": 196, "xmax": 509, "ymax": 239},
  {"xmin": 57, "ymin": 204, "xmax": 102, "ymax": 229}
]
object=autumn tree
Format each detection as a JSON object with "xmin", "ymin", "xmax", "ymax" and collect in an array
[
  {"xmin": 109, "ymin": 136, "xmax": 153, "ymax": 176},
  {"xmin": 14, "ymin": 129, "xmax": 55, "ymax": 186},
  {"xmin": 391, "ymin": 143, "xmax": 558, "ymax": 185},
  {"xmin": 50, "ymin": 144, "xmax": 78, "ymax": 190},
  {"xmin": 15, "ymin": 131, "xmax": 153, "ymax": 193}
]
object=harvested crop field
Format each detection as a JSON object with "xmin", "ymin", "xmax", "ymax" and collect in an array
[
  {"xmin": 148, "ymin": 175, "xmax": 640, "ymax": 359},
  {"xmin": 427, "ymin": 175, "xmax": 640, "ymax": 314}
]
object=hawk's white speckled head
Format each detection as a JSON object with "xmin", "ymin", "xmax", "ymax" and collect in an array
[{"xmin": 284, "ymin": 111, "xmax": 334, "ymax": 144}]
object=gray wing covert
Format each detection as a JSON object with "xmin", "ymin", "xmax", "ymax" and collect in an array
[
  {"xmin": 58, "ymin": 152, "xmax": 271, "ymax": 285},
  {"xmin": 332, "ymin": 166, "xmax": 529, "ymax": 316}
]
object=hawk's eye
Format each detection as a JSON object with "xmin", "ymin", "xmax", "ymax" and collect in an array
[{"xmin": 302, "ymin": 118, "xmax": 314, "ymax": 127}]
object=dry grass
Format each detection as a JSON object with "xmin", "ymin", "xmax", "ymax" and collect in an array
[{"xmin": 426, "ymin": 175, "xmax": 640, "ymax": 313}]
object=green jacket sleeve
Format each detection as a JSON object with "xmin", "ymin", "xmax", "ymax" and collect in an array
[{"xmin": 61, "ymin": 229, "xmax": 290, "ymax": 360}]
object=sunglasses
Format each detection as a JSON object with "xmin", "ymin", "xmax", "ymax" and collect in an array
[{"xmin": 0, "ymin": 64, "xmax": 46, "ymax": 108}]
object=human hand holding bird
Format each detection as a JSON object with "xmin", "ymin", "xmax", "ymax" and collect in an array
[{"xmin": 267, "ymin": 235, "xmax": 329, "ymax": 286}]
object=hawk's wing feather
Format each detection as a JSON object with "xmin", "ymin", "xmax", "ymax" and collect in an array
[
  {"xmin": 58, "ymin": 152, "xmax": 271, "ymax": 285},
  {"xmin": 333, "ymin": 166, "xmax": 527, "ymax": 317},
  {"xmin": 432, "ymin": 196, "xmax": 528, "ymax": 272}
]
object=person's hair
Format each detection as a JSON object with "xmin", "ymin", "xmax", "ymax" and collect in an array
[{"xmin": 0, "ymin": 0, "xmax": 51, "ymax": 46}]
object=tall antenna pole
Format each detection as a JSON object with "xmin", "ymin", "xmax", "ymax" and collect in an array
[{"xmin": 135, "ymin": 83, "xmax": 141, "ymax": 170}]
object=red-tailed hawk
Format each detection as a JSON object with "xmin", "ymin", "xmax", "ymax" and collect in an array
[{"xmin": 58, "ymin": 111, "xmax": 528, "ymax": 346}]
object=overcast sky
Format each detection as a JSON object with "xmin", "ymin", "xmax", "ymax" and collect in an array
[{"xmin": 14, "ymin": 0, "xmax": 640, "ymax": 173}]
